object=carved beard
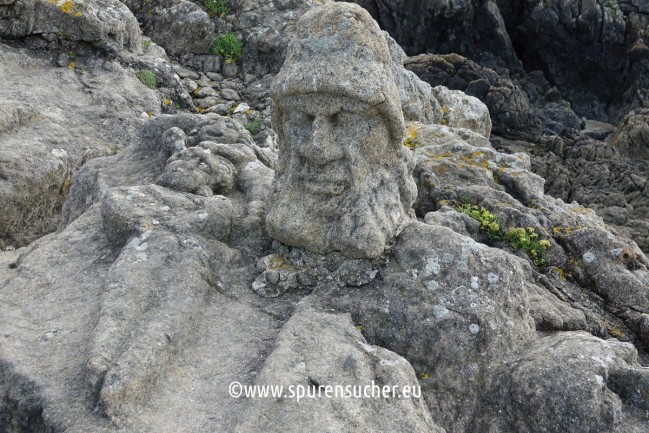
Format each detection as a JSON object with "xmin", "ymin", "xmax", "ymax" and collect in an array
[{"xmin": 266, "ymin": 159, "xmax": 415, "ymax": 259}]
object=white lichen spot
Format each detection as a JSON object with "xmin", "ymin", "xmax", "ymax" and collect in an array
[
  {"xmin": 135, "ymin": 252, "xmax": 147, "ymax": 262},
  {"xmin": 198, "ymin": 212, "xmax": 209, "ymax": 220},
  {"xmin": 457, "ymin": 260, "xmax": 468, "ymax": 273},
  {"xmin": 425, "ymin": 257, "xmax": 441, "ymax": 276},
  {"xmin": 51, "ymin": 148, "xmax": 68, "ymax": 159},
  {"xmin": 426, "ymin": 280, "xmax": 439, "ymax": 291},
  {"xmin": 379, "ymin": 358, "xmax": 404, "ymax": 367},
  {"xmin": 487, "ymin": 272, "xmax": 500, "ymax": 284},
  {"xmin": 583, "ymin": 251, "xmax": 596, "ymax": 264},
  {"xmin": 462, "ymin": 240, "xmax": 484, "ymax": 254},
  {"xmin": 243, "ymin": 161, "xmax": 261, "ymax": 172},
  {"xmin": 442, "ymin": 253, "xmax": 455, "ymax": 264},
  {"xmin": 469, "ymin": 323, "xmax": 480, "ymax": 334},
  {"xmin": 433, "ymin": 305, "xmax": 449, "ymax": 319},
  {"xmin": 609, "ymin": 248, "xmax": 623, "ymax": 258},
  {"xmin": 160, "ymin": 205, "xmax": 170, "ymax": 212},
  {"xmin": 594, "ymin": 375, "xmax": 604, "ymax": 387},
  {"xmin": 359, "ymin": 342, "xmax": 376, "ymax": 353},
  {"xmin": 152, "ymin": 219, "xmax": 160, "ymax": 225},
  {"xmin": 135, "ymin": 242, "xmax": 148, "ymax": 252},
  {"xmin": 471, "ymin": 276, "xmax": 479, "ymax": 289}
]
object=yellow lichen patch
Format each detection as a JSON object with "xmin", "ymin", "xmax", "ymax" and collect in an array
[
  {"xmin": 163, "ymin": 99, "xmax": 171, "ymax": 106},
  {"xmin": 268, "ymin": 253, "xmax": 298, "ymax": 271},
  {"xmin": 355, "ymin": 325, "xmax": 363, "ymax": 332},
  {"xmin": 403, "ymin": 125, "xmax": 419, "ymax": 149},
  {"xmin": 553, "ymin": 266, "xmax": 568, "ymax": 281},
  {"xmin": 420, "ymin": 372, "xmax": 429, "ymax": 380},
  {"xmin": 440, "ymin": 105, "xmax": 449, "ymax": 126},
  {"xmin": 49, "ymin": 0, "xmax": 85, "ymax": 17},
  {"xmin": 61, "ymin": 177, "xmax": 73, "ymax": 193},
  {"xmin": 551, "ymin": 225, "xmax": 584, "ymax": 236},
  {"xmin": 436, "ymin": 163, "xmax": 447, "ymax": 174},
  {"xmin": 68, "ymin": 61, "xmax": 76, "ymax": 70},
  {"xmin": 426, "ymin": 150, "xmax": 453, "ymax": 160},
  {"xmin": 438, "ymin": 200, "xmax": 449, "ymax": 206},
  {"xmin": 608, "ymin": 327, "xmax": 626, "ymax": 339},
  {"xmin": 569, "ymin": 206, "xmax": 594, "ymax": 215}
]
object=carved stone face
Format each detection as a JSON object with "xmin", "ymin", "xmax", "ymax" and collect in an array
[
  {"xmin": 277, "ymin": 94, "xmax": 388, "ymax": 198},
  {"xmin": 265, "ymin": 2, "xmax": 417, "ymax": 259},
  {"xmin": 266, "ymin": 92, "xmax": 416, "ymax": 259}
]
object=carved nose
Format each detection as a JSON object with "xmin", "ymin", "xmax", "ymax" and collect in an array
[{"xmin": 299, "ymin": 115, "xmax": 343, "ymax": 164}]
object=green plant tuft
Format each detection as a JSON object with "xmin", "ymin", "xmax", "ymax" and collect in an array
[
  {"xmin": 211, "ymin": 33, "xmax": 244, "ymax": 64},
  {"xmin": 456, "ymin": 204, "xmax": 505, "ymax": 241},
  {"xmin": 136, "ymin": 70, "xmax": 157, "ymax": 89},
  {"xmin": 505, "ymin": 227, "xmax": 550, "ymax": 267},
  {"xmin": 204, "ymin": 0, "xmax": 230, "ymax": 17},
  {"xmin": 455, "ymin": 203, "xmax": 551, "ymax": 267},
  {"xmin": 244, "ymin": 117, "xmax": 263, "ymax": 136}
]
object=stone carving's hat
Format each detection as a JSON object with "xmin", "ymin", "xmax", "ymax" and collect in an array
[{"xmin": 271, "ymin": 2, "xmax": 404, "ymax": 142}]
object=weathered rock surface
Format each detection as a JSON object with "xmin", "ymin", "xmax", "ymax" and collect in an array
[
  {"xmin": 611, "ymin": 108, "xmax": 649, "ymax": 160},
  {"xmin": 0, "ymin": 0, "xmax": 143, "ymax": 54},
  {"xmin": 230, "ymin": 0, "xmax": 330, "ymax": 76},
  {"xmin": 122, "ymin": 0, "xmax": 215, "ymax": 57},
  {"xmin": 0, "ymin": 42, "xmax": 160, "ymax": 249},
  {"xmin": 498, "ymin": 0, "xmax": 649, "ymax": 122},
  {"xmin": 345, "ymin": 0, "xmax": 521, "ymax": 71},
  {"xmin": 235, "ymin": 299, "xmax": 446, "ymax": 433}
]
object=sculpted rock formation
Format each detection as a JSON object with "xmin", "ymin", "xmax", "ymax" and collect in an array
[
  {"xmin": 0, "ymin": 2, "xmax": 649, "ymax": 433},
  {"xmin": 266, "ymin": 3, "xmax": 417, "ymax": 259}
]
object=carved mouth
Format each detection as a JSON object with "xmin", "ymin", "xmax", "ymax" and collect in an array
[
  {"xmin": 293, "ymin": 172, "xmax": 350, "ymax": 196},
  {"xmin": 301, "ymin": 179, "xmax": 349, "ymax": 195}
]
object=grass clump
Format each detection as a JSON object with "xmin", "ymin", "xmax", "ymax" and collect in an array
[
  {"xmin": 211, "ymin": 33, "xmax": 243, "ymax": 64},
  {"xmin": 244, "ymin": 117, "xmax": 263, "ymax": 136},
  {"xmin": 136, "ymin": 70, "xmax": 157, "ymax": 89},
  {"xmin": 204, "ymin": 0, "xmax": 229, "ymax": 17}
]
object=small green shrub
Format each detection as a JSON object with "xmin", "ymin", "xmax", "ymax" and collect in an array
[
  {"xmin": 456, "ymin": 204, "xmax": 505, "ymax": 241},
  {"xmin": 204, "ymin": 0, "xmax": 229, "ymax": 17},
  {"xmin": 211, "ymin": 33, "xmax": 243, "ymax": 64},
  {"xmin": 505, "ymin": 227, "xmax": 550, "ymax": 267},
  {"xmin": 244, "ymin": 117, "xmax": 263, "ymax": 136},
  {"xmin": 136, "ymin": 70, "xmax": 157, "ymax": 89}
]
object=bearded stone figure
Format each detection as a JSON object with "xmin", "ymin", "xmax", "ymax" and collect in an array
[{"xmin": 266, "ymin": 2, "xmax": 417, "ymax": 259}]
